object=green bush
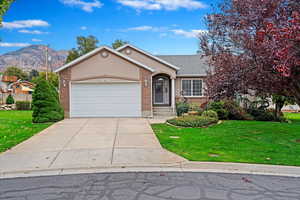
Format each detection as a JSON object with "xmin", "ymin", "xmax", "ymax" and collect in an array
[
  {"xmin": 247, "ymin": 108, "xmax": 276, "ymax": 121},
  {"xmin": 255, "ymin": 110, "xmax": 275, "ymax": 121},
  {"xmin": 223, "ymin": 100, "xmax": 252, "ymax": 120},
  {"xmin": 167, "ymin": 115, "xmax": 218, "ymax": 128},
  {"xmin": 176, "ymin": 102, "xmax": 190, "ymax": 116},
  {"xmin": 208, "ymin": 101, "xmax": 224, "ymax": 110},
  {"xmin": 207, "ymin": 101, "xmax": 229, "ymax": 119},
  {"xmin": 189, "ymin": 103, "xmax": 203, "ymax": 114},
  {"xmin": 6, "ymin": 94, "xmax": 15, "ymax": 105},
  {"xmin": 16, "ymin": 101, "xmax": 31, "ymax": 110},
  {"xmin": 202, "ymin": 110, "xmax": 218, "ymax": 120},
  {"xmin": 32, "ymin": 78, "xmax": 64, "ymax": 123},
  {"xmin": 215, "ymin": 108, "xmax": 229, "ymax": 119}
]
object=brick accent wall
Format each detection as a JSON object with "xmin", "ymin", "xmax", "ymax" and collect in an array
[
  {"xmin": 176, "ymin": 97, "xmax": 209, "ymax": 106},
  {"xmin": 140, "ymin": 68, "xmax": 152, "ymax": 117},
  {"xmin": 59, "ymin": 68, "xmax": 71, "ymax": 118}
]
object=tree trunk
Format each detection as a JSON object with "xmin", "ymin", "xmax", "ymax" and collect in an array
[{"xmin": 274, "ymin": 99, "xmax": 285, "ymax": 119}]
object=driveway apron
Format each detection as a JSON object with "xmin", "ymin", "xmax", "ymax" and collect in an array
[{"xmin": 0, "ymin": 118, "xmax": 185, "ymax": 173}]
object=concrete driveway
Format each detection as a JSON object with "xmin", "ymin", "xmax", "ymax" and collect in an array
[{"xmin": 0, "ymin": 118, "xmax": 185, "ymax": 173}]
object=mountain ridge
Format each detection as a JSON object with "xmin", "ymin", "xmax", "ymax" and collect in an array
[{"xmin": 0, "ymin": 45, "xmax": 68, "ymax": 72}]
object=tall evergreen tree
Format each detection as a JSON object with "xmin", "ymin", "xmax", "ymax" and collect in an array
[{"xmin": 32, "ymin": 78, "xmax": 64, "ymax": 123}]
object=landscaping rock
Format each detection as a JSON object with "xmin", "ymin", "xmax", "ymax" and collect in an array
[{"xmin": 0, "ymin": 104, "xmax": 15, "ymax": 110}]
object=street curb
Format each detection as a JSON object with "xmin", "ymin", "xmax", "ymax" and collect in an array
[{"xmin": 1, "ymin": 161, "xmax": 300, "ymax": 179}]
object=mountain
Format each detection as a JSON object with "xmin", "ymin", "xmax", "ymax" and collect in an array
[{"xmin": 0, "ymin": 45, "xmax": 68, "ymax": 72}]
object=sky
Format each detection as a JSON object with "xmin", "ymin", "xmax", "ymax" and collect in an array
[{"xmin": 0, "ymin": 0, "xmax": 221, "ymax": 55}]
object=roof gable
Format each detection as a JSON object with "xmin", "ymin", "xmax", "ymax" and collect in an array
[
  {"xmin": 117, "ymin": 44, "xmax": 180, "ymax": 71},
  {"xmin": 54, "ymin": 46, "xmax": 155, "ymax": 73}
]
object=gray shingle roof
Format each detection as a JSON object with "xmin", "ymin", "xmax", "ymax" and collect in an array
[{"xmin": 156, "ymin": 55, "xmax": 210, "ymax": 76}]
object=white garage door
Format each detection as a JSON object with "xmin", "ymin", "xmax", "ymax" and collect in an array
[{"xmin": 70, "ymin": 83, "xmax": 142, "ymax": 117}]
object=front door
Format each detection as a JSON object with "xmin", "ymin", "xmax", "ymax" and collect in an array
[{"xmin": 153, "ymin": 76, "xmax": 170, "ymax": 105}]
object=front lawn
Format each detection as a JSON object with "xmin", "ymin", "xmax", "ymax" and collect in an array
[
  {"xmin": 0, "ymin": 111, "xmax": 52, "ymax": 153},
  {"xmin": 152, "ymin": 113, "xmax": 300, "ymax": 166}
]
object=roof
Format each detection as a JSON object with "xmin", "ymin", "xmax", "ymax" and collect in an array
[
  {"xmin": 54, "ymin": 46, "xmax": 155, "ymax": 73},
  {"xmin": 156, "ymin": 55, "xmax": 210, "ymax": 76},
  {"xmin": 117, "ymin": 44, "xmax": 180, "ymax": 71}
]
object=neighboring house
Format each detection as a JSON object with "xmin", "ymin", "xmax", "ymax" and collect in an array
[
  {"xmin": 0, "ymin": 75, "xmax": 34, "ymax": 104},
  {"xmin": 8, "ymin": 80, "xmax": 34, "ymax": 95},
  {"xmin": 0, "ymin": 75, "xmax": 18, "ymax": 93},
  {"xmin": 55, "ymin": 44, "xmax": 210, "ymax": 118}
]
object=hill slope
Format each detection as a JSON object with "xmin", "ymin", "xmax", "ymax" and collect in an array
[{"xmin": 0, "ymin": 45, "xmax": 68, "ymax": 72}]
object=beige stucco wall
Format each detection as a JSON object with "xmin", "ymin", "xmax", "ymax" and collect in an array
[
  {"xmin": 119, "ymin": 46, "xmax": 177, "ymax": 79},
  {"xmin": 71, "ymin": 49, "xmax": 140, "ymax": 81}
]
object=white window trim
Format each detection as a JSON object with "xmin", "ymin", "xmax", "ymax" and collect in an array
[{"xmin": 181, "ymin": 78, "xmax": 205, "ymax": 97}]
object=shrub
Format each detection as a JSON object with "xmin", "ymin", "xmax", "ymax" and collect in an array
[
  {"xmin": 223, "ymin": 100, "xmax": 251, "ymax": 120},
  {"xmin": 254, "ymin": 110, "xmax": 276, "ymax": 121},
  {"xmin": 16, "ymin": 101, "xmax": 31, "ymax": 110},
  {"xmin": 208, "ymin": 101, "xmax": 224, "ymax": 110},
  {"xmin": 207, "ymin": 101, "xmax": 229, "ymax": 119},
  {"xmin": 176, "ymin": 102, "xmax": 189, "ymax": 116},
  {"xmin": 32, "ymin": 78, "xmax": 64, "ymax": 123},
  {"xmin": 247, "ymin": 107, "xmax": 285, "ymax": 122},
  {"xmin": 6, "ymin": 94, "xmax": 15, "ymax": 104},
  {"xmin": 202, "ymin": 110, "xmax": 218, "ymax": 120},
  {"xmin": 215, "ymin": 108, "xmax": 229, "ymax": 119},
  {"xmin": 167, "ymin": 115, "xmax": 218, "ymax": 128},
  {"xmin": 189, "ymin": 103, "xmax": 203, "ymax": 115}
]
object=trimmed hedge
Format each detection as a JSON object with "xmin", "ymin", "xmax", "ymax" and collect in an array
[
  {"xmin": 16, "ymin": 101, "xmax": 31, "ymax": 110},
  {"xmin": 167, "ymin": 116, "xmax": 218, "ymax": 128},
  {"xmin": 6, "ymin": 94, "xmax": 15, "ymax": 105}
]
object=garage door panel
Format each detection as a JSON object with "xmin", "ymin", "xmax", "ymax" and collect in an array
[{"xmin": 71, "ymin": 83, "xmax": 142, "ymax": 117}]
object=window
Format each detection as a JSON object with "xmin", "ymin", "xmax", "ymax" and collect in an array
[{"xmin": 182, "ymin": 79, "xmax": 203, "ymax": 97}]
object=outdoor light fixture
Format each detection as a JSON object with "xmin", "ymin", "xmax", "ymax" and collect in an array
[{"xmin": 144, "ymin": 79, "xmax": 148, "ymax": 87}]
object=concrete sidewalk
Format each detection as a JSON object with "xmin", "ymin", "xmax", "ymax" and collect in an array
[{"xmin": 0, "ymin": 118, "xmax": 185, "ymax": 175}]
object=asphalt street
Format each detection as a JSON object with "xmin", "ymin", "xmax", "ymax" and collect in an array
[{"xmin": 0, "ymin": 172, "xmax": 299, "ymax": 200}]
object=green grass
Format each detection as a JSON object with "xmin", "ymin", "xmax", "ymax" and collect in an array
[
  {"xmin": 0, "ymin": 111, "xmax": 52, "ymax": 153},
  {"xmin": 152, "ymin": 113, "xmax": 300, "ymax": 166}
]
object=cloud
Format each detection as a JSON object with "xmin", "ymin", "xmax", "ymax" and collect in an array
[
  {"xmin": 159, "ymin": 33, "xmax": 168, "ymax": 38},
  {"xmin": 127, "ymin": 26, "xmax": 154, "ymax": 31},
  {"xmin": 0, "ymin": 42, "xmax": 31, "ymax": 47},
  {"xmin": 80, "ymin": 26, "xmax": 87, "ymax": 30},
  {"xmin": 125, "ymin": 25, "xmax": 167, "ymax": 32},
  {"xmin": 2, "ymin": 20, "xmax": 49, "ymax": 29},
  {"xmin": 60, "ymin": 0, "xmax": 103, "ymax": 12},
  {"xmin": 32, "ymin": 38, "xmax": 42, "ymax": 42},
  {"xmin": 116, "ymin": 0, "xmax": 207, "ymax": 11},
  {"xmin": 18, "ymin": 29, "xmax": 49, "ymax": 34},
  {"xmin": 171, "ymin": 29, "xmax": 207, "ymax": 38}
]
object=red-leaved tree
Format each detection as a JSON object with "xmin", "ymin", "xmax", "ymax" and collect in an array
[{"xmin": 200, "ymin": 0, "xmax": 300, "ymax": 104}]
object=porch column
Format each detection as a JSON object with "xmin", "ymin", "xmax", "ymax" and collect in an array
[{"xmin": 171, "ymin": 78, "xmax": 176, "ymax": 113}]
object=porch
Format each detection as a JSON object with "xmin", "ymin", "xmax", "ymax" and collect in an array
[{"xmin": 152, "ymin": 74, "xmax": 176, "ymax": 117}]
